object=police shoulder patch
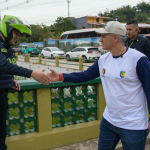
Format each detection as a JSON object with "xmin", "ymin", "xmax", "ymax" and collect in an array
[{"xmin": 1, "ymin": 48, "xmax": 8, "ymax": 53}]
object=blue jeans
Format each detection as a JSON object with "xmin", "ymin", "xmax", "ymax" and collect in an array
[
  {"xmin": 98, "ymin": 117, "xmax": 149, "ymax": 150},
  {"xmin": 0, "ymin": 93, "xmax": 7, "ymax": 150}
]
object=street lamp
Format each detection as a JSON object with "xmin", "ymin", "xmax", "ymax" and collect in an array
[{"xmin": 66, "ymin": 0, "xmax": 71, "ymax": 18}]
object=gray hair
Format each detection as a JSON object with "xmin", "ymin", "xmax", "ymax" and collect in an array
[{"xmin": 109, "ymin": 33, "xmax": 126, "ymax": 43}]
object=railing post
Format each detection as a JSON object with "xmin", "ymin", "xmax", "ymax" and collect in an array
[
  {"xmin": 79, "ymin": 57, "xmax": 83, "ymax": 70},
  {"xmin": 16, "ymin": 52, "xmax": 18, "ymax": 61},
  {"xmin": 97, "ymin": 83, "xmax": 106, "ymax": 121},
  {"xmin": 55, "ymin": 55, "xmax": 59, "ymax": 67},
  {"xmin": 37, "ymin": 88, "xmax": 52, "ymax": 132},
  {"xmin": 27, "ymin": 54, "xmax": 30, "ymax": 63},
  {"xmin": 38, "ymin": 54, "xmax": 42, "ymax": 64},
  {"xmin": 24, "ymin": 54, "xmax": 26, "ymax": 62}
]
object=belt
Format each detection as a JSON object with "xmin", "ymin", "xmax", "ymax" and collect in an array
[{"xmin": 0, "ymin": 89, "xmax": 8, "ymax": 93}]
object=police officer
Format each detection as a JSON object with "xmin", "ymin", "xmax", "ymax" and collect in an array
[
  {"xmin": 125, "ymin": 20, "xmax": 150, "ymax": 60},
  {"xmin": 0, "ymin": 15, "xmax": 50, "ymax": 150}
]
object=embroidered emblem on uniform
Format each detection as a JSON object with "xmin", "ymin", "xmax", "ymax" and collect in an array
[
  {"xmin": 120, "ymin": 71, "xmax": 126, "ymax": 78},
  {"xmin": 1, "ymin": 48, "xmax": 7, "ymax": 53},
  {"xmin": 103, "ymin": 68, "xmax": 106, "ymax": 76}
]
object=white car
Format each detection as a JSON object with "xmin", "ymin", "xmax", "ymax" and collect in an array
[
  {"xmin": 41, "ymin": 47, "xmax": 65, "ymax": 59},
  {"xmin": 66, "ymin": 46, "xmax": 101, "ymax": 62}
]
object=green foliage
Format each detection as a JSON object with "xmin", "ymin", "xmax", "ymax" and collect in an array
[
  {"xmin": 23, "ymin": 91, "xmax": 33, "ymax": 102},
  {"xmin": 88, "ymin": 98, "xmax": 94, "ymax": 107},
  {"xmin": 64, "ymin": 87, "xmax": 71, "ymax": 97},
  {"xmin": 98, "ymin": 2, "xmax": 150, "ymax": 23},
  {"xmin": 25, "ymin": 121, "xmax": 34, "ymax": 131},
  {"xmin": 8, "ymin": 92, "xmax": 18, "ymax": 104},
  {"xmin": 10, "ymin": 124, "xmax": 19, "ymax": 133},
  {"xmin": 65, "ymin": 116, "xmax": 71, "ymax": 123},
  {"xmin": 136, "ymin": 2, "xmax": 150, "ymax": 13},
  {"xmin": 64, "ymin": 102, "xmax": 71, "ymax": 110},
  {"xmin": 76, "ymin": 99, "xmax": 83, "ymax": 108},
  {"xmin": 9, "ymin": 108, "xmax": 19, "ymax": 119},
  {"xmin": 52, "ymin": 116, "xmax": 60, "ymax": 125},
  {"xmin": 75, "ymin": 86, "xmax": 82, "ymax": 95},
  {"xmin": 18, "ymin": 24, "xmax": 53, "ymax": 44},
  {"xmin": 24, "ymin": 106, "xmax": 34, "ymax": 117},
  {"xmin": 51, "ymin": 88, "xmax": 59, "ymax": 98},
  {"xmin": 76, "ymin": 113, "xmax": 83, "ymax": 121},
  {"xmin": 51, "ymin": 17, "xmax": 76, "ymax": 35},
  {"xmin": 51, "ymin": 102, "xmax": 60, "ymax": 112}
]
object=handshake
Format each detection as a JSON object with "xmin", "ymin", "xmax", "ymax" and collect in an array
[{"xmin": 31, "ymin": 69, "xmax": 63, "ymax": 85}]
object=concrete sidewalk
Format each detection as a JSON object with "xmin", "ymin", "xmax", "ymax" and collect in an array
[{"xmin": 49, "ymin": 133, "xmax": 150, "ymax": 150}]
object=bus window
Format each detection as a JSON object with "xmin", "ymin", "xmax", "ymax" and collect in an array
[{"xmin": 61, "ymin": 28, "xmax": 101, "ymax": 39}]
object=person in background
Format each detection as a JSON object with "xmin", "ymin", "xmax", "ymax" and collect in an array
[
  {"xmin": 125, "ymin": 20, "xmax": 150, "ymax": 60},
  {"xmin": 0, "ymin": 15, "xmax": 51, "ymax": 150},
  {"xmin": 48, "ymin": 21, "xmax": 150, "ymax": 150}
]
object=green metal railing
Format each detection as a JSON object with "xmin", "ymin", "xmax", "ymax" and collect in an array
[
  {"xmin": 51, "ymin": 83, "xmax": 97, "ymax": 128},
  {"xmin": 6, "ymin": 89, "xmax": 37, "ymax": 136},
  {"xmin": 6, "ymin": 78, "xmax": 100, "ymax": 136}
]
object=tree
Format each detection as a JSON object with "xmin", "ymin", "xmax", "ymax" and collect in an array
[
  {"xmin": 136, "ymin": 14, "xmax": 149, "ymax": 23},
  {"xmin": 51, "ymin": 17, "xmax": 76, "ymax": 35},
  {"xmin": 136, "ymin": 2, "xmax": 150, "ymax": 13},
  {"xmin": 18, "ymin": 24, "xmax": 53, "ymax": 44},
  {"xmin": 98, "ymin": 5, "xmax": 136, "ymax": 22}
]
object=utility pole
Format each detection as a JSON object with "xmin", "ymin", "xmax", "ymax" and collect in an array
[{"xmin": 66, "ymin": 0, "xmax": 71, "ymax": 18}]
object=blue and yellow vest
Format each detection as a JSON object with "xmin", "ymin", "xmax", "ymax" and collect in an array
[{"xmin": 0, "ymin": 42, "xmax": 16, "ymax": 89}]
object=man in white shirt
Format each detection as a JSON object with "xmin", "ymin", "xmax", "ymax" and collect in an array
[{"xmin": 48, "ymin": 21, "xmax": 150, "ymax": 150}]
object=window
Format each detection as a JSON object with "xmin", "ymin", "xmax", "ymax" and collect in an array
[
  {"xmin": 72, "ymin": 48, "xmax": 79, "ymax": 52},
  {"xmin": 88, "ymin": 48, "xmax": 98, "ymax": 51},
  {"xmin": 78, "ymin": 48, "xmax": 86, "ymax": 52}
]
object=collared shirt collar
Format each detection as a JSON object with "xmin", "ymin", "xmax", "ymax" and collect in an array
[{"xmin": 126, "ymin": 34, "xmax": 139, "ymax": 42}]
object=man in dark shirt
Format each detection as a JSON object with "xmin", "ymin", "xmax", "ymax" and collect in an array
[
  {"xmin": 125, "ymin": 20, "xmax": 150, "ymax": 60},
  {"xmin": 0, "ymin": 15, "xmax": 50, "ymax": 150}
]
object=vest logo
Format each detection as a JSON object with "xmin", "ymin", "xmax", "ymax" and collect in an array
[
  {"xmin": 7, "ymin": 58, "xmax": 16, "ymax": 65},
  {"xmin": 120, "ymin": 71, "xmax": 126, "ymax": 78},
  {"xmin": 1, "ymin": 48, "xmax": 7, "ymax": 53},
  {"xmin": 102, "ymin": 68, "xmax": 106, "ymax": 77}
]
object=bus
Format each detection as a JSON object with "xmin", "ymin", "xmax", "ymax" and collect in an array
[{"xmin": 60, "ymin": 28, "xmax": 101, "ymax": 39}]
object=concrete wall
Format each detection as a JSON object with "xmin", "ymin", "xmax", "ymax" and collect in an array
[{"xmin": 74, "ymin": 17, "xmax": 91, "ymax": 29}]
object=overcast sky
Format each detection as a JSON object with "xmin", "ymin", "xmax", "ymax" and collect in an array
[{"xmin": 0, "ymin": 0, "xmax": 150, "ymax": 26}]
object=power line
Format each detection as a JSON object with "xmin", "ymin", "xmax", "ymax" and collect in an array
[
  {"xmin": 29, "ymin": 0, "xmax": 142, "ymax": 24},
  {"xmin": 0, "ymin": 0, "xmax": 66, "ymax": 10}
]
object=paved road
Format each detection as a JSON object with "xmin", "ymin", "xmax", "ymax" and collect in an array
[
  {"xmin": 48, "ymin": 133, "xmax": 150, "ymax": 150},
  {"xmin": 18, "ymin": 55, "xmax": 95, "ymax": 70},
  {"xmin": 48, "ymin": 137, "xmax": 150, "ymax": 150}
]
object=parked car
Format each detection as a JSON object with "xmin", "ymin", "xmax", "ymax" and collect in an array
[
  {"xmin": 22, "ymin": 45, "xmax": 39, "ymax": 56},
  {"xmin": 65, "ymin": 46, "xmax": 101, "ymax": 62},
  {"xmin": 41, "ymin": 47, "xmax": 65, "ymax": 59}
]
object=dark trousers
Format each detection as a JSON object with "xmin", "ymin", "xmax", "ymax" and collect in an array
[
  {"xmin": 0, "ymin": 93, "xmax": 7, "ymax": 150},
  {"xmin": 98, "ymin": 117, "xmax": 149, "ymax": 150}
]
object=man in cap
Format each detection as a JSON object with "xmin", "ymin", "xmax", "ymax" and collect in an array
[
  {"xmin": 125, "ymin": 20, "xmax": 150, "ymax": 60},
  {"xmin": 48, "ymin": 21, "xmax": 150, "ymax": 150},
  {"xmin": 0, "ymin": 15, "xmax": 51, "ymax": 150}
]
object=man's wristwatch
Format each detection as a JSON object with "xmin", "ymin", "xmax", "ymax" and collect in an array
[{"xmin": 59, "ymin": 73, "xmax": 63, "ymax": 82}]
